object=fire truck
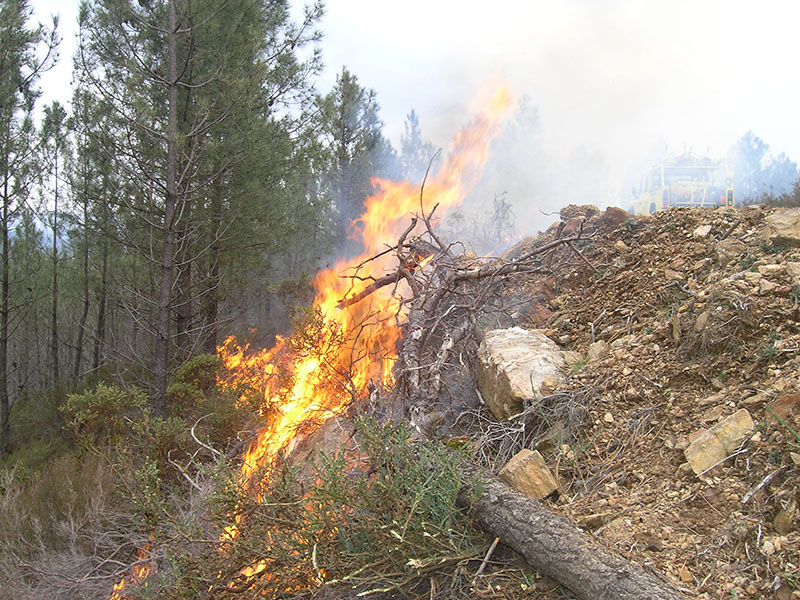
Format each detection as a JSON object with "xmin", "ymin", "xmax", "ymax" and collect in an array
[{"xmin": 632, "ymin": 154, "xmax": 735, "ymax": 216}]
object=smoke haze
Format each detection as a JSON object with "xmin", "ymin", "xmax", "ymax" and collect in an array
[
  {"xmin": 315, "ymin": 0, "xmax": 800, "ymax": 235},
  {"xmin": 32, "ymin": 0, "xmax": 800, "ymax": 237}
]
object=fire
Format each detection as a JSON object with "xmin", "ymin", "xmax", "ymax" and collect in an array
[
  {"xmin": 107, "ymin": 86, "xmax": 515, "ymax": 599},
  {"xmin": 109, "ymin": 541, "xmax": 154, "ymax": 599},
  {"xmin": 220, "ymin": 86, "xmax": 515, "ymax": 487}
]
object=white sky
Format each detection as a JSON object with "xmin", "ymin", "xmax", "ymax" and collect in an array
[{"xmin": 31, "ymin": 0, "xmax": 800, "ymax": 231}]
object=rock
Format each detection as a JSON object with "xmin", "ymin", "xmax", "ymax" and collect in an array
[
  {"xmin": 759, "ymin": 279, "xmax": 778, "ymax": 294},
  {"xmin": 664, "ymin": 268, "xmax": 684, "ymax": 281},
  {"xmin": 716, "ymin": 238, "xmax": 747, "ymax": 267},
  {"xmin": 762, "ymin": 207, "xmax": 800, "ymax": 246},
  {"xmin": 587, "ymin": 340, "xmax": 609, "ymax": 362},
  {"xmin": 694, "ymin": 311, "xmax": 710, "ymax": 332},
  {"xmin": 758, "ymin": 264, "xmax": 785, "ymax": 277},
  {"xmin": 743, "ymin": 271, "xmax": 762, "ymax": 286},
  {"xmin": 603, "ymin": 412, "xmax": 614, "ymax": 424},
  {"xmin": 785, "ymin": 262, "xmax": 800, "ymax": 285},
  {"xmin": 528, "ymin": 302, "xmax": 555, "ymax": 327},
  {"xmin": 684, "ymin": 409, "xmax": 754, "ymax": 474},
  {"xmin": 767, "ymin": 393, "xmax": 800, "ymax": 424},
  {"xmin": 693, "ymin": 224, "xmax": 712, "ymax": 238},
  {"xmin": 677, "ymin": 565, "xmax": 693, "ymax": 583},
  {"xmin": 561, "ymin": 350, "xmax": 584, "ymax": 369},
  {"xmin": 601, "ymin": 206, "xmax": 630, "ymax": 230},
  {"xmin": 711, "ymin": 408, "xmax": 755, "ymax": 453},
  {"xmin": 476, "ymin": 328, "xmax": 566, "ymax": 420},
  {"xmin": 684, "ymin": 429, "xmax": 727, "ymax": 474},
  {"xmin": 501, "ymin": 235, "xmax": 538, "ymax": 260},
  {"xmin": 776, "ymin": 586, "xmax": 794, "ymax": 600},
  {"xmin": 561, "ymin": 216, "xmax": 589, "ymax": 237},
  {"xmin": 560, "ymin": 204, "xmax": 600, "ymax": 220},
  {"xmin": 614, "ymin": 239, "xmax": 631, "ymax": 253},
  {"xmin": 774, "ymin": 497, "xmax": 796, "ymax": 535},
  {"xmin": 498, "ymin": 449, "xmax": 558, "ymax": 499}
]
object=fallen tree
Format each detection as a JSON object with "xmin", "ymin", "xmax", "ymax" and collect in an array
[{"xmin": 456, "ymin": 460, "xmax": 686, "ymax": 600}]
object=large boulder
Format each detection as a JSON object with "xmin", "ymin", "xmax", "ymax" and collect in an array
[
  {"xmin": 476, "ymin": 327, "xmax": 566, "ymax": 420},
  {"xmin": 762, "ymin": 208, "xmax": 800, "ymax": 247}
]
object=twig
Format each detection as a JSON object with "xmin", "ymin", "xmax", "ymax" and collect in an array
[
  {"xmin": 719, "ymin": 218, "xmax": 742, "ymax": 241},
  {"xmin": 566, "ymin": 241, "xmax": 599, "ymax": 273},
  {"xmin": 742, "ymin": 466, "xmax": 788, "ymax": 504},
  {"xmin": 191, "ymin": 414, "xmax": 222, "ymax": 458},
  {"xmin": 472, "ymin": 537, "xmax": 501, "ymax": 583}
]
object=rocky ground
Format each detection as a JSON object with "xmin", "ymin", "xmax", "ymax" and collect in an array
[{"xmin": 459, "ymin": 204, "xmax": 800, "ymax": 599}]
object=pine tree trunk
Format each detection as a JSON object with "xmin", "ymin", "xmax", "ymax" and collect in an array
[
  {"xmin": 152, "ymin": 0, "xmax": 179, "ymax": 417},
  {"xmin": 0, "ymin": 169, "xmax": 10, "ymax": 454},
  {"xmin": 92, "ymin": 238, "xmax": 108, "ymax": 373},
  {"xmin": 201, "ymin": 175, "xmax": 223, "ymax": 355},
  {"xmin": 74, "ymin": 192, "xmax": 90, "ymax": 380},
  {"xmin": 456, "ymin": 461, "xmax": 686, "ymax": 600},
  {"xmin": 50, "ymin": 150, "xmax": 60, "ymax": 384},
  {"xmin": 174, "ymin": 199, "xmax": 192, "ymax": 362}
]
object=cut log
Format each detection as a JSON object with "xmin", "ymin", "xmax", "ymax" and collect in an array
[{"xmin": 456, "ymin": 461, "xmax": 686, "ymax": 600}]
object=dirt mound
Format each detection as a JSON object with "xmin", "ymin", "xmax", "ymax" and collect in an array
[{"xmin": 464, "ymin": 205, "xmax": 800, "ymax": 599}]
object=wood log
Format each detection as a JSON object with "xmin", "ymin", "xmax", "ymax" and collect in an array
[{"xmin": 456, "ymin": 461, "xmax": 687, "ymax": 600}]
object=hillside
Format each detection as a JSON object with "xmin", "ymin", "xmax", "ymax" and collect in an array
[{"xmin": 467, "ymin": 204, "xmax": 800, "ymax": 599}]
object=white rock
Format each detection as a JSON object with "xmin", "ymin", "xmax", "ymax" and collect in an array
[
  {"xmin": 476, "ymin": 328, "xmax": 566, "ymax": 420},
  {"xmin": 693, "ymin": 224, "xmax": 712, "ymax": 238}
]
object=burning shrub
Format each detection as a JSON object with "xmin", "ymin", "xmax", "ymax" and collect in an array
[{"xmin": 201, "ymin": 418, "xmax": 484, "ymax": 598}]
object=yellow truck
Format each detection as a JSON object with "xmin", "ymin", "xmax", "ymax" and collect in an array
[{"xmin": 632, "ymin": 154, "xmax": 734, "ymax": 216}]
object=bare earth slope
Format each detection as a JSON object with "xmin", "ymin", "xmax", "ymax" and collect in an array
[{"xmin": 480, "ymin": 205, "xmax": 800, "ymax": 599}]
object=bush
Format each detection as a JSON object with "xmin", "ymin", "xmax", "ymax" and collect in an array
[
  {"xmin": 174, "ymin": 354, "xmax": 221, "ymax": 393},
  {"xmin": 198, "ymin": 418, "xmax": 483, "ymax": 598},
  {"xmin": 60, "ymin": 383, "xmax": 148, "ymax": 447}
]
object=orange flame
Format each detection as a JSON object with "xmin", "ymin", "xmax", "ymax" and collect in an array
[
  {"xmin": 220, "ymin": 87, "xmax": 515, "ymax": 487},
  {"xmin": 109, "ymin": 541, "xmax": 154, "ymax": 599},
  {"xmin": 220, "ymin": 87, "xmax": 514, "ymax": 489}
]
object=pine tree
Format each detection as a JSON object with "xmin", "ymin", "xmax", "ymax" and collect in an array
[{"xmin": 0, "ymin": 0, "xmax": 58, "ymax": 453}]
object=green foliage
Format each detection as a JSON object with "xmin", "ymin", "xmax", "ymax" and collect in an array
[
  {"xmin": 199, "ymin": 418, "xmax": 482, "ymax": 598},
  {"xmin": 60, "ymin": 382, "xmax": 148, "ymax": 447},
  {"xmin": 175, "ymin": 354, "xmax": 220, "ymax": 391},
  {"xmin": 167, "ymin": 381, "xmax": 204, "ymax": 416}
]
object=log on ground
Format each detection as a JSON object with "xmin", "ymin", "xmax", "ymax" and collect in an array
[{"xmin": 456, "ymin": 461, "xmax": 686, "ymax": 600}]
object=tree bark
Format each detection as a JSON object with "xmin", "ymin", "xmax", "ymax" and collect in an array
[
  {"xmin": 152, "ymin": 0, "xmax": 179, "ymax": 417},
  {"xmin": 74, "ymin": 188, "xmax": 90, "ymax": 380},
  {"xmin": 50, "ymin": 145, "xmax": 60, "ymax": 384},
  {"xmin": 0, "ymin": 162, "xmax": 9, "ymax": 454},
  {"xmin": 92, "ymin": 237, "xmax": 108, "ymax": 373},
  {"xmin": 456, "ymin": 461, "xmax": 686, "ymax": 600}
]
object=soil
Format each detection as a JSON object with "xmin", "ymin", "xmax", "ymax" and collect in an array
[{"xmin": 458, "ymin": 205, "xmax": 800, "ymax": 599}]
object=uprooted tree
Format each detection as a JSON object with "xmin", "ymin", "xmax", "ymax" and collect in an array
[{"xmin": 331, "ymin": 191, "xmax": 686, "ymax": 600}]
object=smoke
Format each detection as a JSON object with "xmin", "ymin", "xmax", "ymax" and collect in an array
[{"xmin": 313, "ymin": 0, "xmax": 800, "ymax": 237}]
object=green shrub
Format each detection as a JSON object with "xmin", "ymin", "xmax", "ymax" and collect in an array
[
  {"xmin": 174, "ymin": 354, "xmax": 221, "ymax": 392},
  {"xmin": 201, "ymin": 418, "xmax": 483, "ymax": 598},
  {"xmin": 60, "ymin": 383, "xmax": 148, "ymax": 447},
  {"xmin": 167, "ymin": 381, "xmax": 204, "ymax": 417}
]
